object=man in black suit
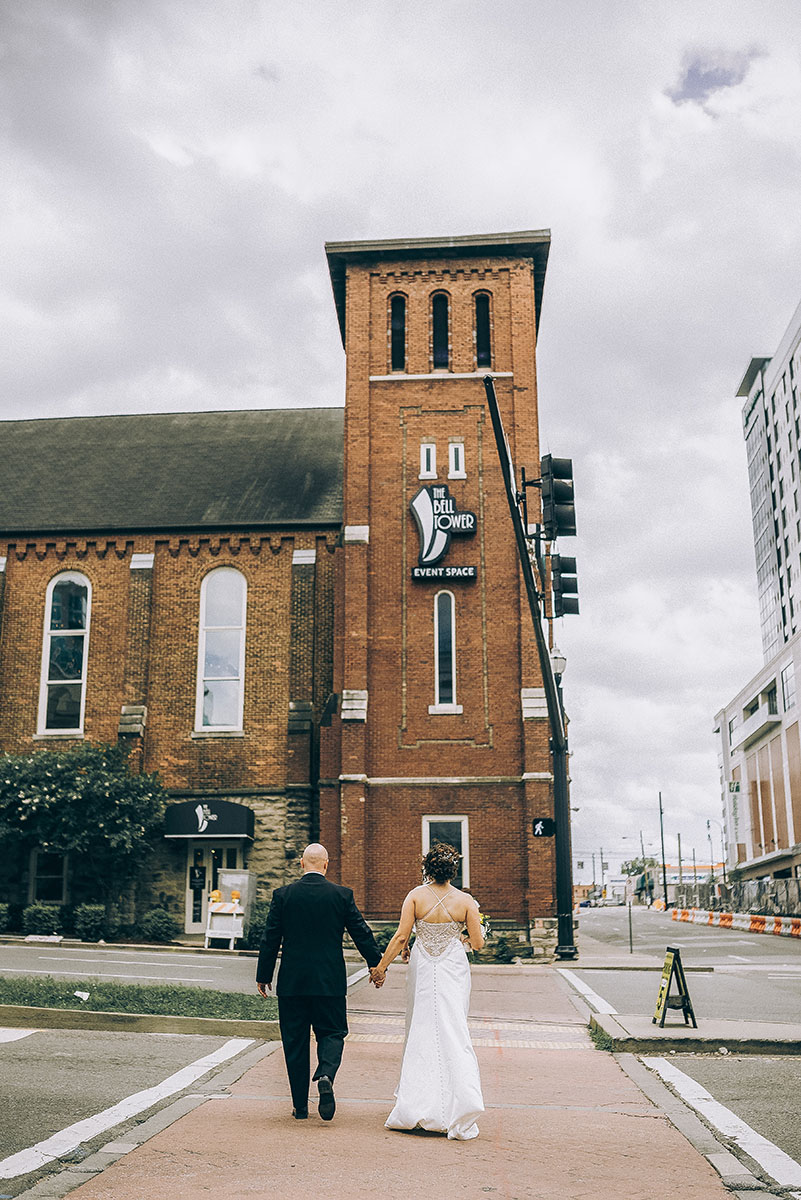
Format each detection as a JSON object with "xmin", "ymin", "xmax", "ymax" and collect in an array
[{"xmin": 256, "ymin": 843, "xmax": 383, "ymax": 1121}]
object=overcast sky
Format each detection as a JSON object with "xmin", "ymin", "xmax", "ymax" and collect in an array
[{"xmin": 3, "ymin": 0, "xmax": 800, "ymax": 877}]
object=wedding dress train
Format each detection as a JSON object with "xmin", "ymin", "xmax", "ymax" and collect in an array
[{"xmin": 384, "ymin": 902, "xmax": 484, "ymax": 1140}]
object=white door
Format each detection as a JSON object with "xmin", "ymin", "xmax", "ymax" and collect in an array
[{"xmin": 184, "ymin": 841, "xmax": 242, "ymax": 934}]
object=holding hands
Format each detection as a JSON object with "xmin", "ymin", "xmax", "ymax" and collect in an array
[{"xmin": 369, "ymin": 965, "xmax": 386, "ymax": 988}]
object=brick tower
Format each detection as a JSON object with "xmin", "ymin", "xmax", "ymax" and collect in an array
[{"xmin": 320, "ymin": 232, "xmax": 556, "ymax": 935}]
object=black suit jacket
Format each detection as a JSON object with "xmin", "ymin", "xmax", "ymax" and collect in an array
[{"xmin": 256, "ymin": 873, "xmax": 382, "ymax": 996}]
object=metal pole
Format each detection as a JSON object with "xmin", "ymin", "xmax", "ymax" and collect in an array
[
  {"xmin": 707, "ymin": 821, "xmax": 716, "ymax": 883},
  {"xmin": 692, "ymin": 847, "xmax": 697, "ymax": 883},
  {"xmin": 600, "ymin": 847, "xmax": 605, "ymax": 894},
  {"xmin": 483, "ymin": 376, "xmax": 576, "ymax": 958},
  {"xmin": 720, "ymin": 828, "xmax": 728, "ymax": 885},
  {"xmin": 658, "ymin": 792, "xmax": 668, "ymax": 907},
  {"xmin": 677, "ymin": 832, "xmax": 682, "ymax": 883},
  {"xmin": 628, "ymin": 901, "xmax": 633, "ymax": 954},
  {"xmin": 639, "ymin": 829, "xmax": 646, "ymax": 861}
]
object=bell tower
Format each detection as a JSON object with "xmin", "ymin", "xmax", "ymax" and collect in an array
[{"xmin": 320, "ymin": 231, "xmax": 556, "ymax": 936}]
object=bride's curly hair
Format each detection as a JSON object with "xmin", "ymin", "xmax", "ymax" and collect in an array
[{"xmin": 422, "ymin": 842, "xmax": 461, "ymax": 884}]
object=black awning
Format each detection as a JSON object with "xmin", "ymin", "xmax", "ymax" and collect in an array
[{"xmin": 164, "ymin": 799, "xmax": 255, "ymax": 840}]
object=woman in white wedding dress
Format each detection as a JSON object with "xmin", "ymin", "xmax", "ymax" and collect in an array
[{"xmin": 373, "ymin": 843, "xmax": 485, "ymax": 1140}]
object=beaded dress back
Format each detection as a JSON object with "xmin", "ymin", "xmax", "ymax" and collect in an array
[{"xmin": 415, "ymin": 886, "xmax": 462, "ymax": 958}]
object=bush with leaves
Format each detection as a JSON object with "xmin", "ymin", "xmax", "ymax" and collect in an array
[
  {"xmin": 0, "ymin": 903, "xmax": 9, "ymax": 932},
  {"xmin": 22, "ymin": 903, "xmax": 62, "ymax": 936},
  {"xmin": 74, "ymin": 904, "xmax": 108, "ymax": 942},
  {"xmin": 243, "ymin": 900, "xmax": 270, "ymax": 949},
  {"xmin": 0, "ymin": 743, "xmax": 167, "ymax": 914},
  {"xmin": 139, "ymin": 907, "xmax": 179, "ymax": 943}
]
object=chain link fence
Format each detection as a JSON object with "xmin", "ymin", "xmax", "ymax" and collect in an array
[{"xmin": 674, "ymin": 877, "xmax": 801, "ymax": 917}]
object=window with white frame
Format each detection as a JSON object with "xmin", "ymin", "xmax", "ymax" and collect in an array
[
  {"xmin": 429, "ymin": 590, "xmax": 462, "ymax": 713},
  {"xmin": 419, "ymin": 442, "xmax": 437, "ymax": 479},
  {"xmin": 422, "ymin": 815, "xmax": 469, "ymax": 889},
  {"xmin": 29, "ymin": 849, "xmax": 68, "ymax": 904},
  {"xmin": 38, "ymin": 572, "xmax": 91, "ymax": 734},
  {"xmin": 448, "ymin": 441, "xmax": 466, "ymax": 479},
  {"xmin": 196, "ymin": 568, "xmax": 247, "ymax": 731}
]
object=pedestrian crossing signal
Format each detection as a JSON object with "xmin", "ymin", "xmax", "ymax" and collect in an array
[{"xmin": 532, "ymin": 818, "xmax": 555, "ymax": 837}]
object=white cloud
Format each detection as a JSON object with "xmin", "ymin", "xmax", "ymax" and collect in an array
[{"xmin": 1, "ymin": 0, "xmax": 800, "ymax": 863}]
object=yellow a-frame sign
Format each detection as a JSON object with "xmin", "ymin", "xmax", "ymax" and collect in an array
[{"xmin": 653, "ymin": 946, "xmax": 697, "ymax": 1028}]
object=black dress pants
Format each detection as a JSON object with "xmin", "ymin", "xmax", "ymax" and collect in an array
[{"xmin": 277, "ymin": 994, "xmax": 348, "ymax": 1112}]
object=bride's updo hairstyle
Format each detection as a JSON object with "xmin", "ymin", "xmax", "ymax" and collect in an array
[{"xmin": 422, "ymin": 842, "xmax": 461, "ymax": 884}]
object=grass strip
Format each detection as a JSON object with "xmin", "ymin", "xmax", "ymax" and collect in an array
[{"xmin": 0, "ymin": 975, "xmax": 278, "ymax": 1020}]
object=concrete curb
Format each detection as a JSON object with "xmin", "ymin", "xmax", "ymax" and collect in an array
[
  {"xmin": 671, "ymin": 906, "xmax": 801, "ymax": 938},
  {"xmin": 590, "ymin": 1011, "xmax": 801, "ymax": 1056},
  {"xmin": 0, "ymin": 1002, "xmax": 281, "ymax": 1039},
  {"xmin": 0, "ymin": 935, "xmax": 260, "ymax": 956}
]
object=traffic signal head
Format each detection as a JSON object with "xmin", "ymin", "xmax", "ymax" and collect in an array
[
  {"xmin": 540, "ymin": 455, "xmax": 576, "ymax": 540},
  {"xmin": 552, "ymin": 554, "xmax": 579, "ymax": 617}
]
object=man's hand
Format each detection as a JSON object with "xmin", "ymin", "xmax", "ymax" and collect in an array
[
  {"xmin": 257, "ymin": 981, "xmax": 272, "ymax": 998},
  {"xmin": 369, "ymin": 966, "xmax": 385, "ymax": 988}
]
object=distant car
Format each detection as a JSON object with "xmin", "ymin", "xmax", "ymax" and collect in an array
[{"xmin": 578, "ymin": 899, "xmax": 591, "ymax": 908}]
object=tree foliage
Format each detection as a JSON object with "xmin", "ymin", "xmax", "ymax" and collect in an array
[{"xmin": 0, "ymin": 742, "xmax": 167, "ymax": 903}]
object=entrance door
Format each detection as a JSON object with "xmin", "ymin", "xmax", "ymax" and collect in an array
[{"xmin": 184, "ymin": 841, "xmax": 243, "ymax": 934}]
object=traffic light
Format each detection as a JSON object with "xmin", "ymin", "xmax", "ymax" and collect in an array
[
  {"xmin": 552, "ymin": 554, "xmax": 579, "ymax": 617},
  {"xmin": 540, "ymin": 455, "xmax": 576, "ymax": 540}
]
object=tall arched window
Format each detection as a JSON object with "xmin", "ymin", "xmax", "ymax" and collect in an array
[
  {"xmin": 429, "ymin": 590, "xmax": 461, "ymax": 713},
  {"xmin": 38, "ymin": 572, "xmax": 91, "ymax": 734},
  {"xmin": 196, "ymin": 568, "xmax": 247, "ymax": 731},
  {"xmin": 431, "ymin": 292, "xmax": 450, "ymax": 370},
  {"xmin": 474, "ymin": 292, "xmax": 492, "ymax": 368},
  {"xmin": 390, "ymin": 293, "xmax": 406, "ymax": 372}
]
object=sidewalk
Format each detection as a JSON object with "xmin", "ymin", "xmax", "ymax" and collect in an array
[{"xmin": 55, "ymin": 966, "xmax": 732, "ymax": 1200}]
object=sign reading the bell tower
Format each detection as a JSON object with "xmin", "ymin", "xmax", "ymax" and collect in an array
[{"xmin": 410, "ymin": 485, "xmax": 477, "ymax": 580}]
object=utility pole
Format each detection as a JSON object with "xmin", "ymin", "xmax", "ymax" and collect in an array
[
  {"xmin": 639, "ymin": 829, "xmax": 646, "ymax": 862},
  {"xmin": 600, "ymin": 847, "xmax": 605, "ymax": 894},
  {"xmin": 677, "ymin": 832, "xmax": 683, "ymax": 883},
  {"xmin": 658, "ymin": 792, "xmax": 669, "ymax": 907}
]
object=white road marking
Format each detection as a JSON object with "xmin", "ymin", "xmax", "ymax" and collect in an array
[
  {"xmin": 556, "ymin": 969, "xmax": 617, "ymax": 1014},
  {"xmin": 643, "ymin": 1056, "xmax": 801, "ymax": 1188},
  {"xmin": 728, "ymin": 954, "xmax": 750, "ymax": 962},
  {"xmin": 0, "ymin": 1028, "xmax": 38, "ymax": 1043},
  {"xmin": 36, "ymin": 956, "xmax": 223, "ymax": 970},
  {"xmin": 768, "ymin": 974, "xmax": 801, "ymax": 980},
  {"xmin": 347, "ymin": 966, "xmax": 369, "ymax": 988},
  {"xmin": 0, "ymin": 967, "xmax": 218, "ymax": 984},
  {"xmin": 0, "ymin": 1037, "xmax": 254, "ymax": 1180}
]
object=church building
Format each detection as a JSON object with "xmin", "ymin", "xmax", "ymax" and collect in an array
[{"xmin": 0, "ymin": 231, "xmax": 561, "ymax": 942}]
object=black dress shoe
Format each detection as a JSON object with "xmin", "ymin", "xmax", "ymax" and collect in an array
[
  {"xmin": 292, "ymin": 1108, "xmax": 309, "ymax": 1119},
  {"xmin": 317, "ymin": 1076, "xmax": 336, "ymax": 1121}
]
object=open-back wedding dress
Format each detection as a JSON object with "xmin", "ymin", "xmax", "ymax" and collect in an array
[{"xmin": 384, "ymin": 888, "xmax": 484, "ymax": 1140}]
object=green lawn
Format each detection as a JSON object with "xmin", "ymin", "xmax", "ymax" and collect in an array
[{"xmin": 0, "ymin": 975, "xmax": 278, "ymax": 1020}]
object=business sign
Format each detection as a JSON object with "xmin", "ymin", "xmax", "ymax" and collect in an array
[
  {"xmin": 164, "ymin": 799, "xmax": 255, "ymax": 840},
  {"xmin": 652, "ymin": 946, "xmax": 697, "ymax": 1028},
  {"xmin": 410, "ymin": 485, "xmax": 476, "ymax": 580}
]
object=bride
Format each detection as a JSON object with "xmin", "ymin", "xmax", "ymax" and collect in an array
[{"xmin": 373, "ymin": 842, "xmax": 485, "ymax": 1140}]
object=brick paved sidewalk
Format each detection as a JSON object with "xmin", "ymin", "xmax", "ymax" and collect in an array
[{"xmin": 66, "ymin": 966, "xmax": 731, "ymax": 1200}]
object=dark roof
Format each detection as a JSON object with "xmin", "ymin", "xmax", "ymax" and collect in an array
[
  {"xmin": 736, "ymin": 356, "xmax": 771, "ymax": 398},
  {"xmin": 325, "ymin": 230, "xmax": 551, "ymax": 347},
  {"xmin": 0, "ymin": 408, "xmax": 344, "ymax": 536}
]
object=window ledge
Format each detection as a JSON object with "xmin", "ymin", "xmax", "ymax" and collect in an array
[
  {"xmin": 33, "ymin": 732, "xmax": 84, "ymax": 740},
  {"xmin": 448, "ymin": 471, "xmax": 467, "ymax": 480},
  {"xmin": 418, "ymin": 471, "xmax": 437, "ymax": 481},
  {"xmin": 428, "ymin": 704, "xmax": 463, "ymax": 715},
  {"xmin": 191, "ymin": 730, "xmax": 245, "ymax": 739}
]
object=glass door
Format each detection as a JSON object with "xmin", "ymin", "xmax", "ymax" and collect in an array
[{"xmin": 184, "ymin": 841, "xmax": 242, "ymax": 933}]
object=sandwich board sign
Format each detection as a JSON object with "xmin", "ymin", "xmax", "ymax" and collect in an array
[{"xmin": 653, "ymin": 945, "xmax": 697, "ymax": 1028}]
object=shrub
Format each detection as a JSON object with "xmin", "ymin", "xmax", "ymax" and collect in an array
[
  {"xmin": 138, "ymin": 907, "xmax": 179, "ymax": 943},
  {"xmin": 6, "ymin": 903, "xmax": 24, "ymax": 933},
  {"xmin": 22, "ymin": 903, "xmax": 63, "ymax": 936},
  {"xmin": 74, "ymin": 904, "xmax": 108, "ymax": 942},
  {"xmin": 0, "ymin": 903, "xmax": 8, "ymax": 932},
  {"xmin": 373, "ymin": 927, "xmax": 395, "ymax": 952},
  {"xmin": 243, "ymin": 900, "xmax": 270, "ymax": 950}
]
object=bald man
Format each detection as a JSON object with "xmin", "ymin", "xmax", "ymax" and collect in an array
[{"xmin": 256, "ymin": 843, "xmax": 382, "ymax": 1120}]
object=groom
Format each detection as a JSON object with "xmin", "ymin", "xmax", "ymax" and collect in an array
[{"xmin": 256, "ymin": 843, "xmax": 384, "ymax": 1120}]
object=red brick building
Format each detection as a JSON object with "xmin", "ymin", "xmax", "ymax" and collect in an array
[{"xmin": 0, "ymin": 231, "xmax": 560, "ymax": 939}]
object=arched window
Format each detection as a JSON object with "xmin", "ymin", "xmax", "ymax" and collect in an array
[
  {"xmin": 390, "ymin": 293, "xmax": 406, "ymax": 372},
  {"xmin": 196, "ymin": 568, "xmax": 247, "ymax": 731},
  {"xmin": 429, "ymin": 590, "xmax": 461, "ymax": 713},
  {"xmin": 474, "ymin": 292, "xmax": 492, "ymax": 368},
  {"xmin": 38, "ymin": 572, "xmax": 91, "ymax": 734},
  {"xmin": 431, "ymin": 292, "xmax": 450, "ymax": 370}
]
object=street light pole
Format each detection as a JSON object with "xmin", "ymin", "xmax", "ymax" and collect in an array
[{"xmin": 483, "ymin": 375, "xmax": 577, "ymax": 959}]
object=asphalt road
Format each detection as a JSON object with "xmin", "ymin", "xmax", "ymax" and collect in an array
[
  {"xmin": 0, "ymin": 944, "xmax": 368, "ymax": 995},
  {"xmin": 0, "ymin": 1028, "xmax": 259, "ymax": 1197},
  {"xmin": 571, "ymin": 907, "xmax": 801, "ymax": 1191}
]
